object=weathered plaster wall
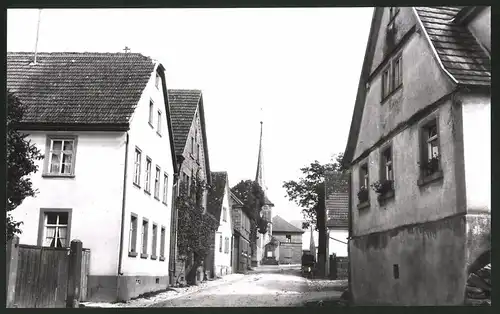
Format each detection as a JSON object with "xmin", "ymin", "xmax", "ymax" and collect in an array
[
  {"xmin": 467, "ymin": 7, "xmax": 491, "ymax": 53},
  {"xmin": 354, "ymin": 20, "xmax": 455, "ymax": 161},
  {"xmin": 11, "ymin": 131, "xmax": 126, "ymax": 277},
  {"xmin": 369, "ymin": 7, "xmax": 418, "ymax": 74},
  {"xmin": 351, "ymin": 100, "xmax": 464, "ymax": 236},
  {"xmin": 460, "ymin": 93, "xmax": 491, "ymax": 212},
  {"xmin": 350, "ymin": 214, "xmax": 467, "ymax": 305}
]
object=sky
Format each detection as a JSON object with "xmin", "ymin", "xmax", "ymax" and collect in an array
[{"xmin": 7, "ymin": 8, "xmax": 373, "ymax": 223}]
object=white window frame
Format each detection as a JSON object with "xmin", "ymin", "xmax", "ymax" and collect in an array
[
  {"xmin": 152, "ymin": 223, "xmax": 158, "ymax": 258},
  {"xmin": 149, "ymin": 100, "xmax": 154, "ymax": 126},
  {"xmin": 141, "ymin": 219, "xmax": 149, "ymax": 256},
  {"xmin": 157, "ymin": 110, "xmax": 162, "ymax": 135},
  {"xmin": 45, "ymin": 137, "xmax": 77, "ymax": 176},
  {"xmin": 145, "ymin": 157, "xmax": 152, "ymax": 193},
  {"xmin": 163, "ymin": 172, "xmax": 169, "ymax": 204},
  {"xmin": 154, "ymin": 166, "xmax": 161, "ymax": 200},
  {"xmin": 160, "ymin": 226, "xmax": 166, "ymax": 258},
  {"xmin": 129, "ymin": 214, "xmax": 138, "ymax": 254},
  {"xmin": 133, "ymin": 148, "xmax": 142, "ymax": 186},
  {"xmin": 426, "ymin": 124, "xmax": 439, "ymax": 160},
  {"xmin": 42, "ymin": 212, "xmax": 69, "ymax": 248},
  {"xmin": 382, "ymin": 146, "xmax": 394, "ymax": 181},
  {"xmin": 219, "ymin": 234, "xmax": 223, "ymax": 253},
  {"xmin": 223, "ymin": 207, "xmax": 227, "ymax": 222}
]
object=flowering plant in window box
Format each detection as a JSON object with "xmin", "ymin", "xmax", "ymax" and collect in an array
[
  {"xmin": 371, "ymin": 180, "xmax": 394, "ymax": 203},
  {"xmin": 357, "ymin": 186, "xmax": 369, "ymax": 203},
  {"xmin": 419, "ymin": 154, "xmax": 440, "ymax": 177}
]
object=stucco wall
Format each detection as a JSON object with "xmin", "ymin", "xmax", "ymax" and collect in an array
[
  {"xmin": 350, "ymin": 214, "xmax": 467, "ymax": 305},
  {"xmin": 11, "ymin": 131, "xmax": 126, "ymax": 276},
  {"xmin": 467, "ymin": 7, "xmax": 491, "ymax": 53},
  {"xmin": 354, "ymin": 20, "xmax": 454, "ymax": 161},
  {"xmin": 351, "ymin": 100, "xmax": 464, "ymax": 236},
  {"xmin": 460, "ymin": 93, "xmax": 490, "ymax": 212},
  {"xmin": 214, "ymin": 184, "xmax": 233, "ymax": 275},
  {"xmin": 120, "ymin": 65, "xmax": 175, "ymax": 280}
]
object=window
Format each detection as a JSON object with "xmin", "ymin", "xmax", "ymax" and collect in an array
[
  {"xmin": 197, "ymin": 143, "xmax": 201, "ymax": 161},
  {"xmin": 154, "ymin": 166, "xmax": 161, "ymax": 200},
  {"xmin": 393, "ymin": 55, "xmax": 402, "ymax": 89},
  {"xmin": 360, "ymin": 163, "xmax": 369, "ymax": 189},
  {"xmin": 133, "ymin": 148, "xmax": 142, "ymax": 186},
  {"xmin": 224, "ymin": 237, "xmax": 229, "ymax": 254},
  {"xmin": 163, "ymin": 173, "xmax": 169, "ymax": 204},
  {"xmin": 219, "ymin": 235, "xmax": 223, "ymax": 252},
  {"xmin": 152, "ymin": 224, "xmax": 158, "ymax": 258},
  {"xmin": 420, "ymin": 119, "xmax": 441, "ymax": 177},
  {"xmin": 46, "ymin": 137, "xmax": 76, "ymax": 176},
  {"xmin": 42, "ymin": 212, "xmax": 69, "ymax": 247},
  {"xmin": 141, "ymin": 219, "xmax": 149, "ymax": 257},
  {"xmin": 145, "ymin": 157, "xmax": 152, "ymax": 193},
  {"xmin": 194, "ymin": 130, "xmax": 198, "ymax": 157},
  {"xmin": 223, "ymin": 207, "xmax": 227, "ymax": 222},
  {"xmin": 191, "ymin": 136, "xmax": 195, "ymax": 154},
  {"xmin": 286, "ymin": 235, "xmax": 292, "ymax": 243},
  {"xmin": 157, "ymin": 110, "xmax": 162, "ymax": 135},
  {"xmin": 381, "ymin": 67, "xmax": 391, "ymax": 99},
  {"xmin": 160, "ymin": 226, "xmax": 166, "ymax": 259},
  {"xmin": 155, "ymin": 73, "xmax": 161, "ymax": 89},
  {"xmin": 382, "ymin": 146, "xmax": 394, "ymax": 182},
  {"xmin": 186, "ymin": 174, "xmax": 191, "ymax": 195},
  {"xmin": 149, "ymin": 100, "xmax": 154, "ymax": 126},
  {"xmin": 129, "ymin": 215, "xmax": 138, "ymax": 255}
]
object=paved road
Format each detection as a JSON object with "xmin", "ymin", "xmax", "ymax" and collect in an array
[{"xmin": 151, "ymin": 265, "xmax": 344, "ymax": 307}]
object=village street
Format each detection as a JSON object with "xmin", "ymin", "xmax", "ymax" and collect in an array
[{"xmin": 152, "ymin": 265, "xmax": 346, "ymax": 307}]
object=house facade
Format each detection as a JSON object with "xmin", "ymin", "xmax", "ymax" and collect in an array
[
  {"xmin": 207, "ymin": 172, "xmax": 233, "ymax": 277},
  {"xmin": 230, "ymin": 192, "xmax": 251, "ymax": 273},
  {"xmin": 342, "ymin": 7, "xmax": 490, "ymax": 305},
  {"xmin": 271, "ymin": 216, "xmax": 304, "ymax": 264},
  {"xmin": 167, "ymin": 89, "xmax": 214, "ymax": 285},
  {"xmin": 325, "ymin": 172, "xmax": 349, "ymax": 258},
  {"xmin": 7, "ymin": 52, "xmax": 178, "ymax": 302}
]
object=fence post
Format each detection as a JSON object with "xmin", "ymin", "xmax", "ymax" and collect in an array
[
  {"xmin": 6, "ymin": 235, "xmax": 20, "ymax": 308},
  {"xmin": 66, "ymin": 240, "xmax": 82, "ymax": 308}
]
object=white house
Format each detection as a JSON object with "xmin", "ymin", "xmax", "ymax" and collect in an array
[
  {"xmin": 325, "ymin": 171, "xmax": 349, "ymax": 258},
  {"xmin": 207, "ymin": 171, "xmax": 233, "ymax": 277},
  {"xmin": 7, "ymin": 52, "xmax": 178, "ymax": 302}
]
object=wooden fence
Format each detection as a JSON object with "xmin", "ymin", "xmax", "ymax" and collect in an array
[{"xmin": 6, "ymin": 236, "xmax": 90, "ymax": 308}]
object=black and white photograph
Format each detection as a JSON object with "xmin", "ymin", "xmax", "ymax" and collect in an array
[{"xmin": 6, "ymin": 4, "xmax": 491, "ymax": 307}]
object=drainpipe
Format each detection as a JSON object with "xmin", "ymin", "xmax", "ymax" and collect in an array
[{"xmin": 117, "ymin": 132, "xmax": 130, "ymax": 299}]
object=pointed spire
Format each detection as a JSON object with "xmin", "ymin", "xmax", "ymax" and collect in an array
[
  {"xmin": 255, "ymin": 119, "xmax": 273, "ymax": 208},
  {"xmin": 309, "ymin": 226, "xmax": 316, "ymax": 261}
]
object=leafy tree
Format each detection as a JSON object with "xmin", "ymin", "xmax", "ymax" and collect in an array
[
  {"xmin": 230, "ymin": 180, "xmax": 269, "ymax": 261},
  {"xmin": 176, "ymin": 172, "xmax": 218, "ymax": 285},
  {"xmin": 6, "ymin": 91, "xmax": 44, "ymax": 242}
]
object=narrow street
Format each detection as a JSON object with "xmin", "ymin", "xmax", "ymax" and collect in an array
[{"xmin": 151, "ymin": 265, "xmax": 346, "ymax": 307}]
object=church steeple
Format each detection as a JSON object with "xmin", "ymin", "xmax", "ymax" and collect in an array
[{"xmin": 255, "ymin": 120, "xmax": 273, "ymax": 208}]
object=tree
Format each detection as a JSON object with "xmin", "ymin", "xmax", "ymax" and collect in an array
[
  {"xmin": 282, "ymin": 153, "xmax": 345, "ymax": 277},
  {"xmin": 230, "ymin": 180, "xmax": 268, "ymax": 262},
  {"xmin": 6, "ymin": 91, "xmax": 44, "ymax": 242},
  {"xmin": 176, "ymin": 172, "xmax": 218, "ymax": 285}
]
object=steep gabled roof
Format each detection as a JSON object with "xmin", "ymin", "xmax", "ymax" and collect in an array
[
  {"xmin": 325, "ymin": 172, "xmax": 349, "ymax": 229},
  {"xmin": 414, "ymin": 7, "xmax": 491, "ymax": 86},
  {"xmin": 168, "ymin": 89, "xmax": 211, "ymax": 183},
  {"xmin": 342, "ymin": 7, "xmax": 491, "ymax": 167},
  {"xmin": 207, "ymin": 171, "xmax": 228, "ymax": 222},
  {"xmin": 272, "ymin": 215, "xmax": 304, "ymax": 234},
  {"xmin": 7, "ymin": 52, "xmax": 155, "ymax": 128}
]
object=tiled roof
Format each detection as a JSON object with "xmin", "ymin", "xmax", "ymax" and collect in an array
[
  {"xmin": 325, "ymin": 172, "xmax": 349, "ymax": 229},
  {"xmin": 168, "ymin": 89, "xmax": 202, "ymax": 156},
  {"xmin": 272, "ymin": 215, "xmax": 304, "ymax": 234},
  {"xmin": 207, "ymin": 171, "xmax": 227, "ymax": 222},
  {"xmin": 7, "ymin": 52, "xmax": 155, "ymax": 126},
  {"xmin": 415, "ymin": 7, "xmax": 491, "ymax": 86}
]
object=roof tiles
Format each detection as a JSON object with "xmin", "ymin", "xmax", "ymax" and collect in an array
[{"xmin": 272, "ymin": 215, "xmax": 304, "ymax": 234}]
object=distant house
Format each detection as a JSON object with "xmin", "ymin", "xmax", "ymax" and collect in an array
[
  {"xmin": 7, "ymin": 52, "xmax": 178, "ymax": 302},
  {"xmin": 167, "ymin": 89, "xmax": 214, "ymax": 285},
  {"xmin": 207, "ymin": 171, "xmax": 233, "ymax": 277},
  {"xmin": 230, "ymin": 192, "xmax": 251, "ymax": 273},
  {"xmin": 271, "ymin": 216, "xmax": 304, "ymax": 264},
  {"xmin": 325, "ymin": 171, "xmax": 349, "ymax": 258},
  {"xmin": 343, "ymin": 7, "xmax": 490, "ymax": 305}
]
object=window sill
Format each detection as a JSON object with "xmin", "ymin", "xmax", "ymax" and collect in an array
[
  {"xmin": 159, "ymin": 256, "xmax": 165, "ymax": 261},
  {"xmin": 133, "ymin": 182, "xmax": 141, "ymax": 189},
  {"xmin": 154, "ymin": 196, "xmax": 160, "ymax": 201},
  {"xmin": 156, "ymin": 131, "xmax": 162, "ymax": 137},
  {"xmin": 128, "ymin": 251, "xmax": 138, "ymax": 257},
  {"xmin": 357, "ymin": 201, "xmax": 370, "ymax": 210},
  {"xmin": 196, "ymin": 159, "xmax": 200, "ymax": 166},
  {"xmin": 381, "ymin": 84, "xmax": 403, "ymax": 105},
  {"xmin": 151, "ymin": 255, "xmax": 158, "ymax": 260},
  {"xmin": 418, "ymin": 170, "xmax": 443, "ymax": 187},
  {"xmin": 162, "ymin": 201, "xmax": 168, "ymax": 206},
  {"xmin": 377, "ymin": 190, "xmax": 395, "ymax": 204},
  {"xmin": 140, "ymin": 253, "xmax": 148, "ymax": 259},
  {"xmin": 149, "ymin": 122, "xmax": 154, "ymax": 129},
  {"xmin": 144, "ymin": 190, "xmax": 151, "ymax": 196},
  {"xmin": 42, "ymin": 174, "xmax": 75, "ymax": 179}
]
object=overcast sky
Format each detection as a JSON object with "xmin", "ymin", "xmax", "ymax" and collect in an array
[{"xmin": 7, "ymin": 8, "xmax": 373, "ymax": 223}]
